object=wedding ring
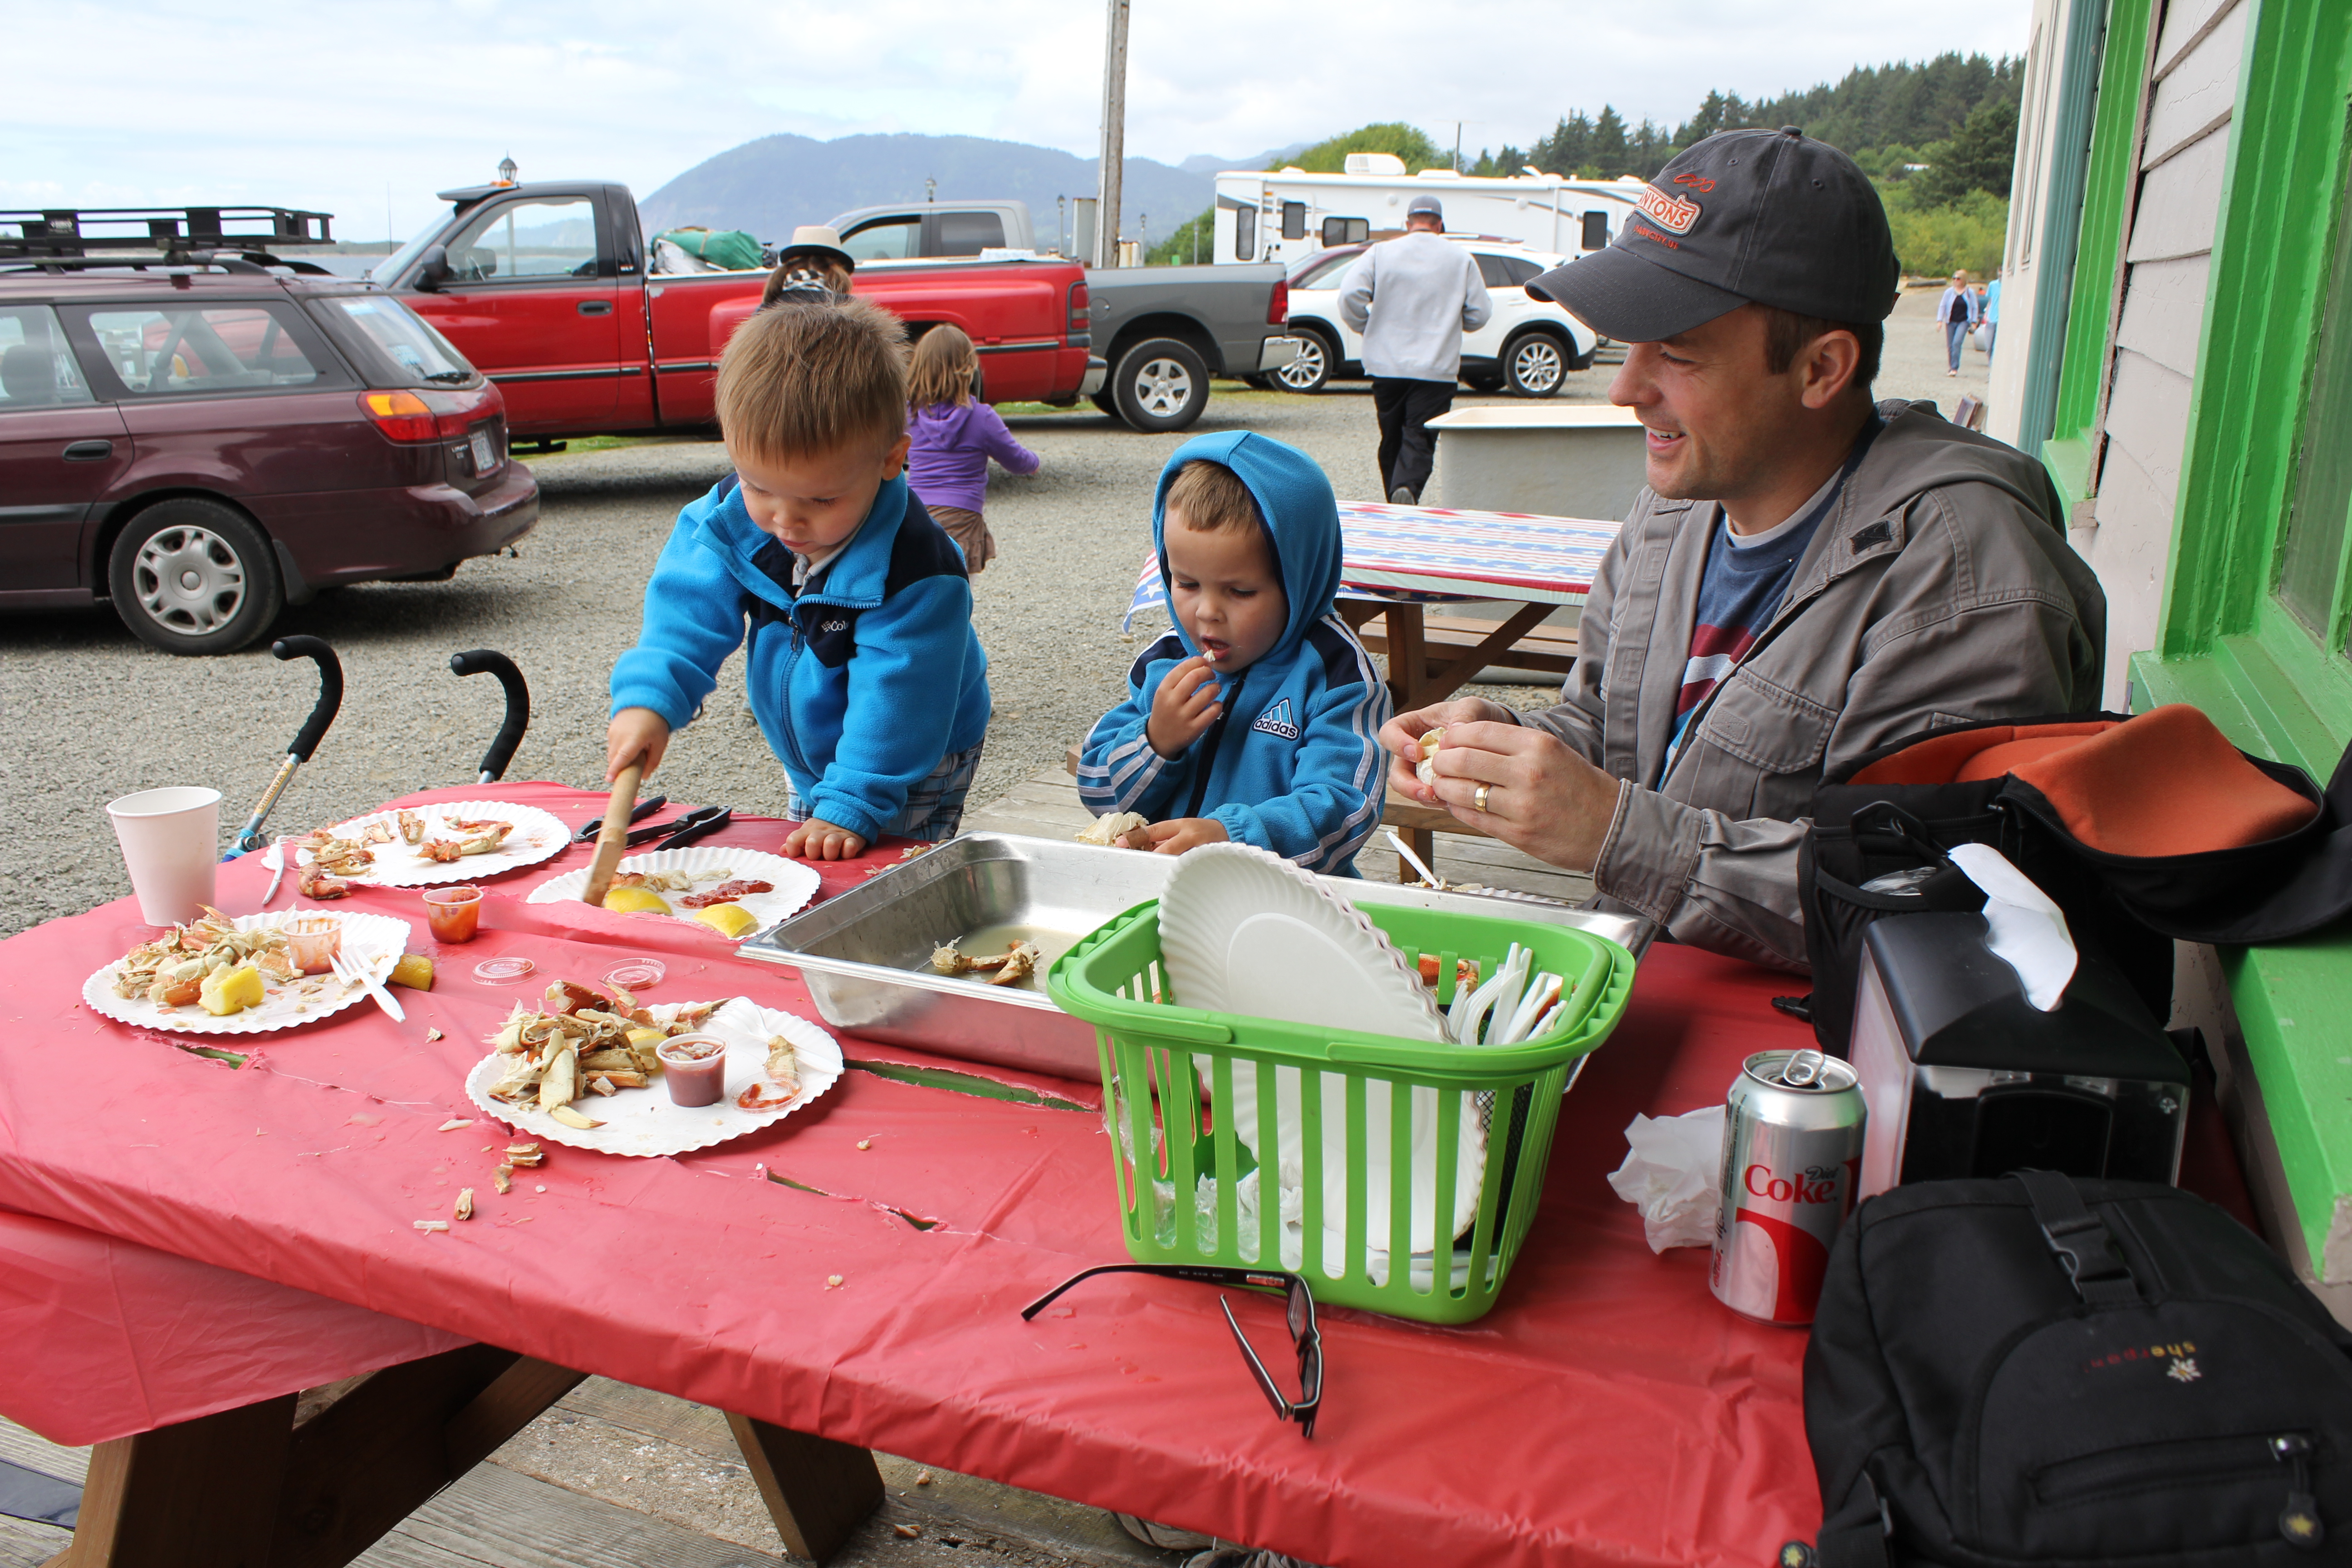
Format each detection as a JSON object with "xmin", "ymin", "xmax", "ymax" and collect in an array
[{"xmin": 1473, "ymin": 784, "xmax": 1491, "ymax": 813}]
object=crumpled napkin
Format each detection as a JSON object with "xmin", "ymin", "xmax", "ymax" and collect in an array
[
  {"xmin": 1606, "ymin": 1104, "xmax": 1726, "ymax": 1253},
  {"xmin": 1948, "ymin": 842, "xmax": 2078, "ymax": 1010}
]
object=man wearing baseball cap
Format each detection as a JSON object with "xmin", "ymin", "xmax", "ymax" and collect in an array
[
  {"xmin": 1337, "ymin": 192, "xmax": 1492, "ymax": 502},
  {"xmin": 1380, "ymin": 128, "xmax": 2106, "ymax": 970}
]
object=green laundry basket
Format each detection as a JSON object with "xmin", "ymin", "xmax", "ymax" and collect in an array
[{"xmin": 1046, "ymin": 898, "xmax": 1635, "ymax": 1323}]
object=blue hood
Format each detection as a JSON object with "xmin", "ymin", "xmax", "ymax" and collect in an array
[{"xmin": 1152, "ymin": 431, "xmax": 1342, "ymax": 668}]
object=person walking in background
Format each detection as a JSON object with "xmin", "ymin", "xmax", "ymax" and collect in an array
[
  {"xmin": 904, "ymin": 325, "xmax": 1040, "ymax": 574},
  {"xmin": 1936, "ymin": 270, "xmax": 1981, "ymax": 377},
  {"xmin": 1982, "ymin": 274, "xmax": 2001, "ymax": 361},
  {"xmin": 1338, "ymin": 194, "xmax": 1492, "ymax": 504}
]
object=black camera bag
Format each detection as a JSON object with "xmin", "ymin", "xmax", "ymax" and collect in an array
[{"xmin": 1794, "ymin": 1171, "xmax": 2352, "ymax": 1567}]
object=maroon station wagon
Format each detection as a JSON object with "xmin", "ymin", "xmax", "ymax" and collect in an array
[{"xmin": 0, "ymin": 269, "xmax": 537, "ymax": 654}]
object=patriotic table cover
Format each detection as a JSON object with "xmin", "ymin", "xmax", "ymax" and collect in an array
[{"xmin": 1122, "ymin": 500, "xmax": 1623, "ymax": 630}]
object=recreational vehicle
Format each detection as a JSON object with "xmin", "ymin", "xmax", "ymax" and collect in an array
[{"xmin": 1212, "ymin": 154, "xmax": 1644, "ymax": 272}]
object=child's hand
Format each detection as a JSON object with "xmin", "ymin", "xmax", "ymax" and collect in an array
[
  {"xmin": 784, "ymin": 817, "xmax": 868, "ymax": 861},
  {"xmin": 1147, "ymin": 655, "xmax": 1223, "ymax": 759},
  {"xmin": 607, "ymin": 708, "xmax": 672, "ymax": 782},
  {"xmin": 1146, "ymin": 818, "xmax": 1230, "ymax": 856}
]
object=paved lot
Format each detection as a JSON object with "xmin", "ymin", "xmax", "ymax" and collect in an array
[{"xmin": 0, "ymin": 282, "xmax": 1985, "ymax": 941}]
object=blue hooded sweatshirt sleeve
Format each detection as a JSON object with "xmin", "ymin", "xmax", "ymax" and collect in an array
[
  {"xmin": 1076, "ymin": 431, "xmax": 1389, "ymax": 875},
  {"xmin": 611, "ymin": 475, "xmax": 990, "ymax": 842}
]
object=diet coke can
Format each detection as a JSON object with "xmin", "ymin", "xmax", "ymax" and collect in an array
[{"xmin": 1711, "ymin": 1048, "xmax": 1866, "ymax": 1325}]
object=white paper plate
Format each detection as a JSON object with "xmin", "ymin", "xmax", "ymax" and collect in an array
[
  {"xmin": 461, "ymin": 996, "xmax": 842, "ymax": 1157},
  {"xmin": 1156, "ymin": 842, "xmax": 1481, "ymax": 1249},
  {"xmin": 82, "ymin": 909, "xmax": 412, "ymax": 1037},
  {"xmin": 307, "ymin": 801, "xmax": 571, "ymax": 889},
  {"xmin": 524, "ymin": 847, "xmax": 819, "ymax": 936}
]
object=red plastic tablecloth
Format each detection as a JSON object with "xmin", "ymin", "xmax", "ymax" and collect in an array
[{"xmin": 0, "ymin": 784, "xmax": 2256, "ymax": 1567}]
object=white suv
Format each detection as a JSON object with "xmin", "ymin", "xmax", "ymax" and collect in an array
[{"xmin": 1268, "ymin": 240, "xmax": 1599, "ymax": 397}]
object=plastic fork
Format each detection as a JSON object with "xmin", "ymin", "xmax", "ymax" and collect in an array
[{"xmin": 329, "ymin": 947, "xmax": 406, "ymax": 1023}]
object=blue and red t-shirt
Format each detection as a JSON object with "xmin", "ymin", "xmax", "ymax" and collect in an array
[{"xmin": 1662, "ymin": 421, "xmax": 1882, "ymax": 775}]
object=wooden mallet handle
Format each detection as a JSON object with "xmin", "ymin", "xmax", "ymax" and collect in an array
[{"xmin": 581, "ymin": 761, "xmax": 643, "ymax": 907}]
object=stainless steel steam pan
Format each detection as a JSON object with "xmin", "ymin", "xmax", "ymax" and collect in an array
[{"xmin": 736, "ymin": 833, "xmax": 1650, "ymax": 1082}]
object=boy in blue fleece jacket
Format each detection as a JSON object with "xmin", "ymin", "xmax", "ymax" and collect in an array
[
  {"xmin": 1079, "ymin": 432, "xmax": 1389, "ymax": 874},
  {"xmin": 606, "ymin": 300, "xmax": 990, "ymax": 858}
]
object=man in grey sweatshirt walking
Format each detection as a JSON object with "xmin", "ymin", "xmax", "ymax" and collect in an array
[{"xmin": 1338, "ymin": 194, "xmax": 1491, "ymax": 503}]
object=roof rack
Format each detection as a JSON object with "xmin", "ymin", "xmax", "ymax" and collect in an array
[
  {"xmin": 0, "ymin": 251, "xmax": 337, "ymax": 277},
  {"xmin": 0, "ymin": 206, "xmax": 334, "ymax": 261}
]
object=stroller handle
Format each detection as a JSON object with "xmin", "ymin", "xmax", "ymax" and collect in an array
[
  {"xmin": 271, "ymin": 637, "xmax": 344, "ymax": 764},
  {"xmin": 451, "ymin": 649, "xmax": 530, "ymax": 784}
]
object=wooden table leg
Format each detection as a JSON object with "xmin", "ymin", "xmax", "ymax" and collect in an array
[
  {"xmin": 52, "ymin": 1392, "xmax": 296, "ymax": 1568},
  {"xmin": 1382, "ymin": 604, "xmax": 1438, "ymax": 877},
  {"xmin": 726, "ymin": 1411, "xmax": 883, "ymax": 1564}
]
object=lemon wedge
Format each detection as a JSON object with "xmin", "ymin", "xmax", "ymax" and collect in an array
[
  {"xmin": 199, "ymin": 962, "xmax": 265, "ymax": 1016},
  {"xmin": 602, "ymin": 887, "xmax": 671, "ymax": 915},
  {"xmin": 625, "ymin": 1027, "xmax": 668, "ymax": 1051},
  {"xmin": 691, "ymin": 903, "xmax": 757, "ymax": 938}
]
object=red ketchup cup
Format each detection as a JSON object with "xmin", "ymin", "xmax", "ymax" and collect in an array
[
  {"xmin": 422, "ymin": 886, "xmax": 483, "ymax": 944},
  {"xmin": 657, "ymin": 1034, "xmax": 729, "ymax": 1107}
]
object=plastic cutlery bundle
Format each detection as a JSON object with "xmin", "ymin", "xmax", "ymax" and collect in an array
[{"xmin": 1447, "ymin": 943, "xmax": 1567, "ymax": 1046}]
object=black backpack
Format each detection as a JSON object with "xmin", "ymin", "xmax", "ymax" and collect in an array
[{"xmin": 1795, "ymin": 1172, "xmax": 2352, "ymax": 1566}]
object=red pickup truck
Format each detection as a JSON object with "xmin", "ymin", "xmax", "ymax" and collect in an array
[{"xmin": 372, "ymin": 180, "xmax": 1102, "ymax": 442}]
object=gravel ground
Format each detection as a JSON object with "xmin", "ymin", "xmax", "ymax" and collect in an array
[{"xmin": 0, "ymin": 285, "xmax": 1981, "ymax": 940}]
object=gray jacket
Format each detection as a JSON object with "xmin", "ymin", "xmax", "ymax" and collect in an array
[
  {"xmin": 1337, "ymin": 233, "xmax": 1492, "ymax": 381},
  {"xmin": 1519, "ymin": 401, "xmax": 2106, "ymax": 970}
]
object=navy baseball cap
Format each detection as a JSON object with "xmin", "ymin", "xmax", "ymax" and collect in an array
[{"xmin": 1526, "ymin": 127, "xmax": 1899, "ymax": 342}]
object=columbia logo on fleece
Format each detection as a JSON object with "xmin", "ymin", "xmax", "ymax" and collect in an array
[
  {"xmin": 819, "ymin": 617, "xmax": 850, "ymax": 634},
  {"xmin": 1251, "ymin": 699, "xmax": 1301, "ymax": 740}
]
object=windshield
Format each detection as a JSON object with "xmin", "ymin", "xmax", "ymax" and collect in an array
[
  {"xmin": 369, "ymin": 211, "xmax": 452, "ymax": 285},
  {"xmin": 328, "ymin": 295, "xmax": 473, "ymax": 385}
]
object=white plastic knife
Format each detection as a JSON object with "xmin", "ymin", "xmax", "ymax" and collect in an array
[{"xmin": 261, "ymin": 836, "xmax": 288, "ymax": 906}]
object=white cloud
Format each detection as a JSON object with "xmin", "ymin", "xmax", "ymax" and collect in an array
[{"xmin": 5, "ymin": 0, "xmax": 2029, "ymax": 244}]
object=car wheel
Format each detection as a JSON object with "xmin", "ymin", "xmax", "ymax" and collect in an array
[
  {"xmin": 1503, "ymin": 333, "xmax": 1568, "ymax": 398},
  {"xmin": 1274, "ymin": 329, "xmax": 1333, "ymax": 394},
  {"xmin": 107, "ymin": 498, "xmax": 283, "ymax": 656},
  {"xmin": 1462, "ymin": 368, "xmax": 1506, "ymax": 393},
  {"xmin": 1111, "ymin": 337, "xmax": 1210, "ymax": 432}
]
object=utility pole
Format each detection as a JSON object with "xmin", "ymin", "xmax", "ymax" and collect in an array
[{"xmin": 1096, "ymin": 0, "xmax": 1129, "ymax": 268}]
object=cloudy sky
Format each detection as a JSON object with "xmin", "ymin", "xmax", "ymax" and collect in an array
[{"xmin": 7, "ymin": 0, "xmax": 2030, "ymax": 246}]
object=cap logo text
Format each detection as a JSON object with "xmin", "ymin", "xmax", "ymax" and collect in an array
[
  {"xmin": 1630, "ymin": 221, "xmax": 1681, "ymax": 251},
  {"xmin": 1637, "ymin": 184, "xmax": 1702, "ymax": 235},
  {"xmin": 1671, "ymin": 173, "xmax": 1717, "ymax": 193}
]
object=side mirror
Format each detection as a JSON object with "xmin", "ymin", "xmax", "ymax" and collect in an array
[{"xmin": 413, "ymin": 244, "xmax": 451, "ymax": 292}]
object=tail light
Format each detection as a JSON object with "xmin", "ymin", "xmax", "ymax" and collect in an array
[
  {"xmin": 1067, "ymin": 279, "xmax": 1090, "ymax": 329},
  {"xmin": 359, "ymin": 385, "xmax": 502, "ymax": 444},
  {"xmin": 1267, "ymin": 278, "xmax": 1289, "ymax": 326}
]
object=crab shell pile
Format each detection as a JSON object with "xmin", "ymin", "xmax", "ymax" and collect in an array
[
  {"xmin": 112, "ymin": 906, "xmax": 297, "ymax": 1007},
  {"xmin": 482, "ymin": 980, "xmax": 802, "ymax": 1127},
  {"xmin": 295, "ymin": 813, "xmax": 516, "ymax": 898}
]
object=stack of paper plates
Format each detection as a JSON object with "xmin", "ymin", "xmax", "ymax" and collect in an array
[{"xmin": 1157, "ymin": 843, "xmax": 1484, "ymax": 1252}]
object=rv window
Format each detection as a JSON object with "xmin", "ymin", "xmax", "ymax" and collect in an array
[
  {"xmin": 934, "ymin": 211, "xmax": 1006, "ymax": 256},
  {"xmin": 1281, "ymin": 202, "xmax": 1307, "ymax": 240},
  {"xmin": 1581, "ymin": 210, "xmax": 1611, "ymax": 251},
  {"xmin": 1235, "ymin": 205, "xmax": 1256, "ymax": 261},
  {"xmin": 1321, "ymin": 217, "xmax": 1370, "ymax": 246}
]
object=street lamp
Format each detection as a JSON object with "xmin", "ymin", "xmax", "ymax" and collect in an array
[{"xmin": 496, "ymin": 155, "xmax": 518, "ymax": 187}]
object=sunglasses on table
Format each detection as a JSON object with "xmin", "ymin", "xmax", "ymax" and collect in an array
[{"xmin": 1020, "ymin": 1263, "xmax": 1323, "ymax": 1439}]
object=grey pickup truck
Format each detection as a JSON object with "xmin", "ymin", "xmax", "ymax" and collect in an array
[{"xmin": 827, "ymin": 200, "xmax": 1299, "ymax": 432}]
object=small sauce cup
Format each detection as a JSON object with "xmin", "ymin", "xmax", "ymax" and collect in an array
[
  {"xmin": 657, "ymin": 1033, "xmax": 729, "ymax": 1107},
  {"xmin": 281, "ymin": 914, "xmax": 342, "ymax": 975},
  {"xmin": 422, "ymin": 886, "xmax": 483, "ymax": 943}
]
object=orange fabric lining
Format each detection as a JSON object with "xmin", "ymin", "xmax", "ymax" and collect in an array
[
  {"xmin": 1952, "ymin": 735, "xmax": 2096, "ymax": 783},
  {"xmin": 1849, "ymin": 721, "xmax": 2115, "ymax": 786},
  {"xmin": 2010, "ymin": 704, "xmax": 2317, "ymax": 857}
]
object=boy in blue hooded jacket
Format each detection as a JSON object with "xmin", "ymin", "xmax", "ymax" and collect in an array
[
  {"xmin": 606, "ymin": 300, "xmax": 990, "ymax": 858},
  {"xmin": 1079, "ymin": 432, "xmax": 1389, "ymax": 874}
]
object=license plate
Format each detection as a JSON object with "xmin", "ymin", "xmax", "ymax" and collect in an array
[{"xmin": 469, "ymin": 428, "xmax": 497, "ymax": 472}]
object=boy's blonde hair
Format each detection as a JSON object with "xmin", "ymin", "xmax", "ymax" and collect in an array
[
  {"xmin": 1164, "ymin": 460, "xmax": 1263, "ymax": 536},
  {"xmin": 716, "ymin": 298, "xmax": 908, "ymax": 462},
  {"xmin": 907, "ymin": 325, "xmax": 977, "ymax": 410}
]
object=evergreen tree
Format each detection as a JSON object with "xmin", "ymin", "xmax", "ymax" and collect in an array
[
  {"xmin": 1591, "ymin": 106, "xmax": 1629, "ymax": 177},
  {"xmin": 1629, "ymin": 119, "xmax": 1673, "ymax": 177},
  {"xmin": 1532, "ymin": 113, "xmax": 1592, "ymax": 176},
  {"xmin": 1911, "ymin": 94, "xmax": 2019, "ymax": 205}
]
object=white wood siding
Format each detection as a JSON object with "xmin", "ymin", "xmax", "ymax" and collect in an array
[{"xmin": 2083, "ymin": 0, "xmax": 2247, "ymax": 708}]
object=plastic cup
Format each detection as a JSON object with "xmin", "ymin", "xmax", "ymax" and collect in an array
[
  {"xmin": 658, "ymin": 1034, "xmax": 729, "ymax": 1107},
  {"xmin": 281, "ymin": 914, "xmax": 343, "ymax": 975},
  {"xmin": 423, "ymin": 886, "xmax": 483, "ymax": 943},
  {"xmin": 106, "ymin": 787, "xmax": 221, "ymax": 926}
]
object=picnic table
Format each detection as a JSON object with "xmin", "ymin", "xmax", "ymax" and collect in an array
[{"xmin": 0, "ymin": 784, "xmax": 2257, "ymax": 1568}]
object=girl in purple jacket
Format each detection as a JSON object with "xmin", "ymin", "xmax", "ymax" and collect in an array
[{"xmin": 904, "ymin": 325, "xmax": 1041, "ymax": 573}]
